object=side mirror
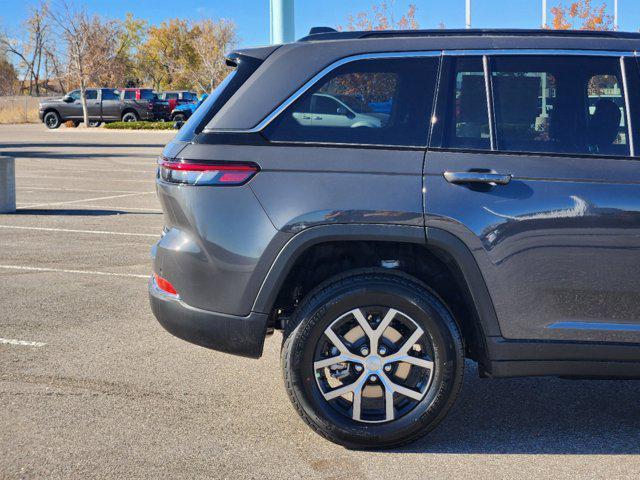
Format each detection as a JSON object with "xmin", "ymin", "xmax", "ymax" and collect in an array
[
  {"xmin": 173, "ymin": 120, "xmax": 184, "ymax": 130},
  {"xmin": 63, "ymin": 95, "xmax": 73, "ymax": 103}
]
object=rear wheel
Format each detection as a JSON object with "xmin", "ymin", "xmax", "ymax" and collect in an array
[
  {"xmin": 44, "ymin": 111, "xmax": 61, "ymax": 129},
  {"xmin": 281, "ymin": 271, "xmax": 464, "ymax": 449},
  {"xmin": 122, "ymin": 111, "xmax": 138, "ymax": 122},
  {"xmin": 172, "ymin": 113, "xmax": 186, "ymax": 122},
  {"xmin": 88, "ymin": 121, "xmax": 102, "ymax": 127}
]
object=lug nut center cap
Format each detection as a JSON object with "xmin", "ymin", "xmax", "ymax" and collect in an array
[{"xmin": 365, "ymin": 355, "xmax": 382, "ymax": 372}]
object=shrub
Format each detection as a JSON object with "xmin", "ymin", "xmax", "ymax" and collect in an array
[{"xmin": 104, "ymin": 121, "xmax": 175, "ymax": 130}]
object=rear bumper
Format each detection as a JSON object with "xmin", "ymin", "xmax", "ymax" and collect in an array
[{"xmin": 148, "ymin": 278, "xmax": 269, "ymax": 358}]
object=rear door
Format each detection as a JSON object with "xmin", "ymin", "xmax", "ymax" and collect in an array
[
  {"xmin": 85, "ymin": 89, "xmax": 101, "ymax": 118},
  {"xmin": 100, "ymin": 89, "xmax": 121, "ymax": 120},
  {"xmin": 424, "ymin": 52, "xmax": 640, "ymax": 344}
]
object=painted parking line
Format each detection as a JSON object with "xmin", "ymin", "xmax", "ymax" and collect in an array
[
  {"xmin": 0, "ymin": 265, "xmax": 150, "ymax": 279},
  {"xmin": 19, "ymin": 192, "xmax": 154, "ymax": 209},
  {"xmin": 0, "ymin": 337, "xmax": 46, "ymax": 347},
  {"xmin": 0, "ymin": 225, "xmax": 158, "ymax": 237},
  {"xmin": 16, "ymin": 186, "xmax": 151, "ymax": 194}
]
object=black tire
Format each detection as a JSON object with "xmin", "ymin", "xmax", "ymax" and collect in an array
[
  {"xmin": 122, "ymin": 111, "xmax": 138, "ymax": 122},
  {"xmin": 44, "ymin": 111, "xmax": 61, "ymax": 129},
  {"xmin": 88, "ymin": 121, "xmax": 102, "ymax": 127},
  {"xmin": 281, "ymin": 270, "xmax": 464, "ymax": 449},
  {"xmin": 72, "ymin": 120, "xmax": 81, "ymax": 127},
  {"xmin": 172, "ymin": 113, "xmax": 186, "ymax": 122}
]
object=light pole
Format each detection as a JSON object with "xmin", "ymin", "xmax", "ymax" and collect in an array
[
  {"xmin": 542, "ymin": 0, "xmax": 547, "ymax": 28},
  {"xmin": 466, "ymin": 0, "xmax": 471, "ymax": 29},
  {"xmin": 270, "ymin": 0, "xmax": 295, "ymax": 44},
  {"xmin": 614, "ymin": 0, "xmax": 619, "ymax": 30}
]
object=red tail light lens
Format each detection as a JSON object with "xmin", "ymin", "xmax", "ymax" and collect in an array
[
  {"xmin": 153, "ymin": 273, "xmax": 178, "ymax": 296},
  {"xmin": 158, "ymin": 159, "xmax": 259, "ymax": 186}
]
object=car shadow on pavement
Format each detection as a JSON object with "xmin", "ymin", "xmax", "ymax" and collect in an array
[
  {"xmin": 14, "ymin": 208, "xmax": 160, "ymax": 216},
  {"xmin": 394, "ymin": 361, "xmax": 640, "ymax": 455}
]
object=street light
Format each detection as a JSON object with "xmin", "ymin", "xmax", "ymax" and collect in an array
[
  {"xmin": 270, "ymin": 0, "xmax": 295, "ymax": 44},
  {"xmin": 466, "ymin": 0, "xmax": 471, "ymax": 29}
]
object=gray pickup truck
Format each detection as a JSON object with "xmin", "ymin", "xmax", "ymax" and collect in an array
[{"xmin": 38, "ymin": 88, "xmax": 170, "ymax": 129}]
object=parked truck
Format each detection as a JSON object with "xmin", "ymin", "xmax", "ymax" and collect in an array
[{"xmin": 39, "ymin": 88, "xmax": 170, "ymax": 129}]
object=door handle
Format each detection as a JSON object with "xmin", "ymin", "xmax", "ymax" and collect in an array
[{"xmin": 444, "ymin": 171, "xmax": 512, "ymax": 186}]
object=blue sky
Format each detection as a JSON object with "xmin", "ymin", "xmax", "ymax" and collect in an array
[{"xmin": 1, "ymin": 0, "xmax": 638, "ymax": 48}]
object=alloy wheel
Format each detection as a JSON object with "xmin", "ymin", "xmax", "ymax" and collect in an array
[{"xmin": 313, "ymin": 306, "xmax": 435, "ymax": 423}]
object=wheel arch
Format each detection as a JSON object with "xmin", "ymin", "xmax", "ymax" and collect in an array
[{"xmin": 253, "ymin": 224, "xmax": 501, "ymax": 363}]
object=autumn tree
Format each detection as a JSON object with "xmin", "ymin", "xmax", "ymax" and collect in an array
[
  {"xmin": 49, "ymin": 1, "xmax": 124, "ymax": 125},
  {"xmin": 0, "ymin": 52, "xmax": 18, "ymax": 95},
  {"xmin": 136, "ymin": 19, "xmax": 199, "ymax": 90},
  {"xmin": 340, "ymin": 0, "xmax": 419, "ymax": 31},
  {"xmin": 0, "ymin": 1, "xmax": 57, "ymax": 95},
  {"xmin": 550, "ymin": 0, "xmax": 613, "ymax": 30},
  {"xmin": 191, "ymin": 19, "xmax": 237, "ymax": 93},
  {"xmin": 116, "ymin": 13, "xmax": 148, "ymax": 86}
]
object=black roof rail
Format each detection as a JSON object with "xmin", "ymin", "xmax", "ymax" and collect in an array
[{"xmin": 298, "ymin": 28, "xmax": 640, "ymax": 42}]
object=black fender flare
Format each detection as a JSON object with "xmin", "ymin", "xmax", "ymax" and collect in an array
[{"xmin": 252, "ymin": 224, "xmax": 501, "ymax": 339}]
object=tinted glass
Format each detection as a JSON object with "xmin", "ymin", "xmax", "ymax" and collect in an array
[
  {"xmin": 102, "ymin": 89, "xmax": 118, "ymax": 100},
  {"xmin": 433, "ymin": 57, "xmax": 490, "ymax": 150},
  {"xmin": 140, "ymin": 90, "xmax": 156, "ymax": 100},
  {"xmin": 165, "ymin": 93, "xmax": 179, "ymax": 100},
  {"xmin": 69, "ymin": 90, "xmax": 80, "ymax": 101},
  {"xmin": 491, "ymin": 56, "xmax": 630, "ymax": 156},
  {"xmin": 264, "ymin": 57, "xmax": 439, "ymax": 146},
  {"xmin": 84, "ymin": 90, "xmax": 98, "ymax": 100},
  {"xmin": 123, "ymin": 90, "xmax": 135, "ymax": 100}
]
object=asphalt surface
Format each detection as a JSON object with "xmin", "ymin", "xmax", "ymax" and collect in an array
[{"xmin": 1, "ymin": 123, "xmax": 640, "ymax": 479}]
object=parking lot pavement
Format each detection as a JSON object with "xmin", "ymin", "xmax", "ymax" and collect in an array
[{"xmin": 2, "ymin": 123, "xmax": 640, "ymax": 479}]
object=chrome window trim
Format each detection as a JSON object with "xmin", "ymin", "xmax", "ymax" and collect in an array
[
  {"xmin": 204, "ymin": 48, "xmax": 638, "ymax": 136},
  {"xmin": 620, "ymin": 56, "xmax": 636, "ymax": 157},
  {"xmin": 204, "ymin": 50, "xmax": 442, "ymax": 134},
  {"xmin": 482, "ymin": 55, "xmax": 496, "ymax": 151}
]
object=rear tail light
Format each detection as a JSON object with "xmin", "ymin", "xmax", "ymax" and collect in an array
[
  {"xmin": 158, "ymin": 158, "xmax": 259, "ymax": 186},
  {"xmin": 153, "ymin": 273, "xmax": 178, "ymax": 296}
]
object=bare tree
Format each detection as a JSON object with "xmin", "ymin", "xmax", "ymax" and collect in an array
[
  {"xmin": 0, "ymin": 1, "xmax": 52, "ymax": 95},
  {"xmin": 49, "ymin": 1, "xmax": 122, "ymax": 126},
  {"xmin": 191, "ymin": 19, "xmax": 237, "ymax": 93}
]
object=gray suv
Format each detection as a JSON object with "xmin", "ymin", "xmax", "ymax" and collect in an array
[{"xmin": 149, "ymin": 28, "xmax": 640, "ymax": 448}]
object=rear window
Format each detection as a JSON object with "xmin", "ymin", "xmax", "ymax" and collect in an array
[
  {"xmin": 263, "ymin": 57, "xmax": 439, "ymax": 146},
  {"xmin": 123, "ymin": 90, "xmax": 135, "ymax": 100}
]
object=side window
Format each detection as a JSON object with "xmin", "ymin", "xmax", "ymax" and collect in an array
[
  {"xmin": 490, "ymin": 55, "xmax": 630, "ymax": 157},
  {"xmin": 102, "ymin": 89, "xmax": 118, "ymax": 100},
  {"xmin": 85, "ymin": 90, "xmax": 98, "ymax": 100},
  {"xmin": 166, "ymin": 93, "xmax": 179, "ymax": 100},
  {"xmin": 264, "ymin": 57, "xmax": 439, "ymax": 146},
  {"xmin": 69, "ymin": 90, "xmax": 81, "ymax": 101},
  {"xmin": 432, "ymin": 57, "xmax": 490, "ymax": 150},
  {"xmin": 123, "ymin": 90, "xmax": 135, "ymax": 100}
]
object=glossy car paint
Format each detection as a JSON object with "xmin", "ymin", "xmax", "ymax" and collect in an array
[
  {"xmin": 151, "ymin": 31, "xmax": 640, "ymax": 369},
  {"xmin": 424, "ymin": 150, "xmax": 640, "ymax": 344}
]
